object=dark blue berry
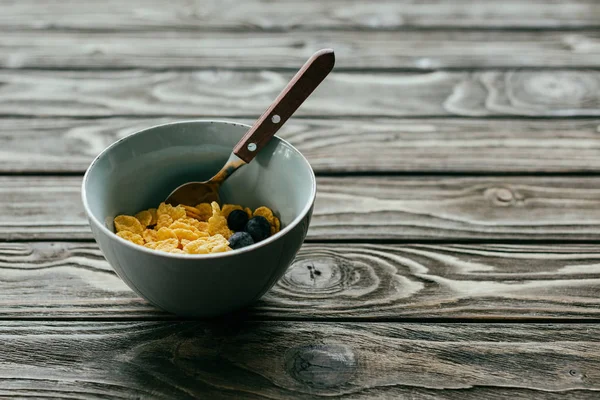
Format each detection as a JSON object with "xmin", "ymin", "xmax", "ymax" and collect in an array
[
  {"xmin": 245, "ymin": 216, "xmax": 271, "ymax": 243},
  {"xmin": 228, "ymin": 231, "xmax": 255, "ymax": 250},
  {"xmin": 227, "ymin": 209, "xmax": 249, "ymax": 231}
]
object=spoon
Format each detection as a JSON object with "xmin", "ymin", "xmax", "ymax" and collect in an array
[{"xmin": 166, "ymin": 48, "xmax": 335, "ymax": 206}]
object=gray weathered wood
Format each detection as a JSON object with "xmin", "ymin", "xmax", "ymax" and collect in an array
[
  {"xmin": 3, "ymin": 242, "xmax": 600, "ymax": 320},
  {"xmin": 3, "ymin": 175, "xmax": 600, "ymax": 241},
  {"xmin": 1, "ymin": 0, "xmax": 598, "ymax": 30},
  {"xmin": 4, "ymin": 30, "xmax": 600, "ymax": 70},
  {"xmin": 1, "ymin": 70, "xmax": 600, "ymax": 117},
  {"xmin": 0, "ymin": 321, "xmax": 598, "ymax": 398},
  {"xmin": 4, "ymin": 117, "xmax": 600, "ymax": 174}
]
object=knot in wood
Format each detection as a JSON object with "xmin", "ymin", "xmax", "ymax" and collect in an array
[
  {"xmin": 516, "ymin": 71, "xmax": 599, "ymax": 106},
  {"xmin": 285, "ymin": 344, "xmax": 357, "ymax": 388},
  {"xmin": 281, "ymin": 257, "xmax": 354, "ymax": 293},
  {"xmin": 495, "ymin": 188, "xmax": 514, "ymax": 202},
  {"xmin": 485, "ymin": 187, "xmax": 520, "ymax": 207}
]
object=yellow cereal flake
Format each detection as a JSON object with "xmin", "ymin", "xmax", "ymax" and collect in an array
[
  {"xmin": 156, "ymin": 214, "xmax": 173, "ymax": 229},
  {"xmin": 244, "ymin": 207, "xmax": 253, "ymax": 219},
  {"xmin": 179, "ymin": 217, "xmax": 209, "ymax": 232},
  {"xmin": 157, "ymin": 202, "xmax": 186, "ymax": 221},
  {"xmin": 181, "ymin": 204, "xmax": 201, "ymax": 217},
  {"xmin": 157, "ymin": 239, "xmax": 179, "ymax": 252},
  {"xmin": 145, "ymin": 238, "xmax": 179, "ymax": 252},
  {"xmin": 180, "ymin": 239, "xmax": 192, "ymax": 248},
  {"xmin": 156, "ymin": 227, "xmax": 178, "ymax": 241},
  {"xmin": 271, "ymin": 216, "xmax": 281, "ymax": 235},
  {"xmin": 114, "ymin": 215, "xmax": 143, "ymax": 235},
  {"xmin": 253, "ymin": 206, "xmax": 274, "ymax": 223},
  {"xmin": 169, "ymin": 220, "xmax": 199, "ymax": 232},
  {"xmin": 208, "ymin": 216, "xmax": 233, "ymax": 239},
  {"xmin": 169, "ymin": 248, "xmax": 185, "ymax": 254},
  {"xmin": 135, "ymin": 210, "xmax": 153, "ymax": 228},
  {"xmin": 173, "ymin": 228, "xmax": 205, "ymax": 241},
  {"xmin": 117, "ymin": 230, "xmax": 144, "ymax": 245},
  {"xmin": 206, "ymin": 234, "xmax": 232, "ymax": 253},
  {"xmin": 211, "ymin": 243, "xmax": 231, "ymax": 253},
  {"xmin": 148, "ymin": 208, "xmax": 158, "ymax": 225},
  {"xmin": 183, "ymin": 234, "xmax": 231, "ymax": 254},
  {"xmin": 221, "ymin": 204, "xmax": 243, "ymax": 218},
  {"xmin": 208, "ymin": 202, "xmax": 233, "ymax": 239},
  {"xmin": 253, "ymin": 206, "xmax": 280, "ymax": 235},
  {"xmin": 196, "ymin": 221, "xmax": 210, "ymax": 232},
  {"xmin": 182, "ymin": 205, "xmax": 202, "ymax": 220},
  {"xmin": 194, "ymin": 203, "xmax": 213, "ymax": 221},
  {"xmin": 142, "ymin": 229, "xmax": 158, "ymax": 243},
  {"xmin": 171, "ymin": 206, "xmax": 186, "ymax": 220},
  {"xmin": 183, "ymin": 240, "xmax": 210, "ymax": 254},
  {"xmin": 156, "ymin": 202, "xmax": 170, "ymax": 217}
]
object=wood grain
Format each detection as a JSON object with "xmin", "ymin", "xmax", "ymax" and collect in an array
[
  {"xmin": 1, "ymin": 0, "xmax": 598, "ymax": 30},
  {"xmin": 0, "ymin": 321, "xmax": 598, "ymax": 398},
  {"xmin": 4, "ymin": 30, "xmax": 600, "ymax": 70},
  {"xmin": 4, "ymin": 176, "xmax": 600, "ymax": 241},
  {"xmin": 1, "ymin": 70, "xmax": 600, "ymax": 118},
  {"xmin": 3, "ymin": 242, "xmax": 600, "ymax": 320},
  {"xmin": 4, "ymin": 117, "xmax": 600, "ymax": 174}
]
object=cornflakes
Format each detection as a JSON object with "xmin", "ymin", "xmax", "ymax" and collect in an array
[
  {"xmin": 183, "ymin": 234, "xmax": 230, "ymax": 254},
  {"xmin": 207, "ymin": 202, "xmax": 233, "ymax": 239},
  {"xmin": 148, "ymin": 208, "xmax": 158, "ymax": 225},
  {"xmin": 173, "ymin": 228, "xmax": 204, "ymax": 241},
  {"xmin": 135, "ymin": 210, "xmax": 153, "ymax": 228},
  {"xmin": 145, "ymin": 238, "xmax": 179, "ymax": 252},
  {"xmin": 114, "ymin": 215, "xmax": 143, "ymax": 235},
  {"xmin": 181, "ymin": 204, "xmax": 202, "ymax": 219},
  {"xmin": 272, "ymin": 216, "xmax": 281, "ymax": 235},
  {"xmin": 253, "ymin": 206, "xmax": 280, "ymax": 234},
  {"xmin": 221, "ymin": 204, "xmax": 243, "ymax": 218},
  {"xmin": 169, "ymin": 220, "xmax": 200, "ymax": 233},
  {"xmin": 156, "ymin": 214, "xmax": 173, "ymax": 230},
  {"xmin": 156, "ymin": 227, "xmax": 178, "ymax": 241},
  {"xmin": 142, "ymin": 229, "xmax": 158, "ymax": 243},
  {"xmin": 117, "ymin": 230, "xmax": 144, "ymax": 245},
  {"xmin": 179, "ymin": 217, "xmax": 208, "ymax": 232},
  {"xmin": 157, "ymin": 202, "xmax": 186, "ymax": 221},
  {"xmin": 194, "ymin": 203, "xmax": 213, "ymax": 222},
  {"xmin": 114, "ymin": 199, "xmax": 281, "ymax": 254}
]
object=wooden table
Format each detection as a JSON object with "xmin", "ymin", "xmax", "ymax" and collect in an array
[{"xmin": 2, "ymin": 1, "xmax": 600, "ymax": 398}]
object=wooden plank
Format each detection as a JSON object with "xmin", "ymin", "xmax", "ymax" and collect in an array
[
  {"xmin": 1, "ymin": 70, "xmax": 600, "ymax": 118},
  {"xmin": 3, "ymin": 175, "xmax": 600, "ymax": 241},
  {"xmin": 4, "ymin": 30, "xmax": 600, "ymax": 70},
  {"xmin": 4, "ymin": 117, "xmax": 600, "ymax": 174},
  {"xmin": 1, "ymin": 0, "xmax": 598, "ymax": 30},
  {"xmin": 0, "ymin": 321, "xmax": 598, "ymax": 398},
  {"xmin": 2, "ymin": 242, "xmax": 600, "ymax": 320}
]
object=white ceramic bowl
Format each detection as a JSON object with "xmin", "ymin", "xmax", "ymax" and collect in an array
[{"xmin": 82, "ymin": 120, "xmax": 315, "ymax": 317}]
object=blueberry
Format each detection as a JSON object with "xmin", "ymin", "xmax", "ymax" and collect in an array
[
  {"xmin": 245, "ymin": 216, "xmax": 271, "ymax": 243},
  {"xmin": 227, "ymin": 209, "xmax": 249, "ymax": 231},
  {"xmin": 228, "ymin": 231, "xmax": 255, "ymax": 250}
]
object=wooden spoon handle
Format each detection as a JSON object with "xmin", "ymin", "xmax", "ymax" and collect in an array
[{"xmin": 233, "ymin": 48, "xmax": 335, "ymax": 163}]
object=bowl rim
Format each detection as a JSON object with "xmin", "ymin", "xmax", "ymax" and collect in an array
[{"xmin": 81, "ymin": 119, "xmax": 317, "ymax": 260}]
